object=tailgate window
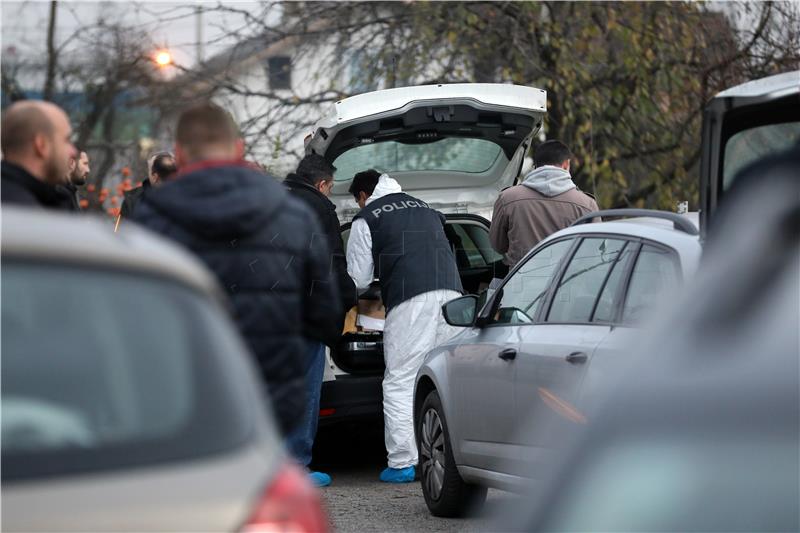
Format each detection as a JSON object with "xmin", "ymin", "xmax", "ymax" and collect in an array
[{"xmin": 333, "ymin": 138, "xmax": 504, "ymax": 180}]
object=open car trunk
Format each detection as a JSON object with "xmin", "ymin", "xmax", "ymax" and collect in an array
[
  {"xmin": 332, "ymin": 214, "xmax": 501, "ymax": 375},
  {"xmin": 699, "ymin": 70, "xmax": 800, "ymax": 237},
  {"xmin": 306, "ymin": 83, "xmax": 547, "ymax": 222}
]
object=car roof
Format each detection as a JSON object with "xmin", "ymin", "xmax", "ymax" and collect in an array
[
  {"xmin": 542, "ymin": 214, "xmax": 699, "ymax": 244},
  {"xmin": 1, "ymin": 207, "xmax": 225, "ymax": 302},
  {"xmin": 714, "ymin": 70, "xmax": 799, "ymax": 100}
]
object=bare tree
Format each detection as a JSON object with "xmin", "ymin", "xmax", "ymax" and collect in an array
[
  {"xmin": 42, "ymin": 0, "xmax": 58, "ymax": 102},
  {"xmin": 185, "ymin": 1, "xmax": 799, "ymax": 207}
]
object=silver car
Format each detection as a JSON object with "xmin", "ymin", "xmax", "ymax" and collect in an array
[
  {"xmin": 1, "ymin": 208, "xmax": 328, "ymax": 532},
  {"xmin": 413, "ymin": 209, "xmax": 702, "ymax": 517}
]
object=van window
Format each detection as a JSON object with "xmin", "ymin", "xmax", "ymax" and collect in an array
[
  {"xmin": 723, "ymin": 121, "xmax": 800, "ymax": 190},
  {"xmin": 333, "ymin": 138, "xmax": 505, "ymax": 181}
]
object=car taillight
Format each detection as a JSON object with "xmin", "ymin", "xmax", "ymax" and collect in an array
[{"xmin": 240, "ymin": 462, "xmax": 330, "ymax": 533}]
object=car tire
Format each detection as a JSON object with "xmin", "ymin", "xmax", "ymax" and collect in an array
[{"xmin": 417, "ymin": 389, "xmax": 487, "ymax": 518}]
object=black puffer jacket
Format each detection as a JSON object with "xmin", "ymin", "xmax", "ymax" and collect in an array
[
  {"xmin": 285, "ymin": 175, "xmax": 358, "ymax": 331},
  {"xmin": 132, "ymin": 161, "xmax": 342, "ymax": 434}
]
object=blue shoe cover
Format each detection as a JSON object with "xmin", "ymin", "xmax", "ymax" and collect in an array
[
  {"xmin": 379, "ymin": 466, "xmax": 415, "ymax": 483},
  {"xmin": 309, "ymin": 471, "xmax": 331, "ymax": 487}
]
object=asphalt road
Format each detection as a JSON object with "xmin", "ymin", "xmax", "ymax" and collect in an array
[{"xmin": 312, "ymin": 423, "xmax": 522, "ymax": 533}]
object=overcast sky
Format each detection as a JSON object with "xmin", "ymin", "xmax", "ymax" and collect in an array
[{"xmin": 1, "ymin": 1, "xmax": 262, "ymax": 69}]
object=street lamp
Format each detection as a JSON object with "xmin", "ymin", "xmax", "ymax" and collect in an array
[{"xmin": 154, "ymin": 50, "xmax": 172, "ymax": 67}]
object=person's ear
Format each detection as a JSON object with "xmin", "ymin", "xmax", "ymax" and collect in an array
[
  {"xmin": 561, "ymin": 159, "xmax": 571, "ymax": 171},
  {"xmin": 33, "ymin": 133, "xmax": 50, "ymax": 159},
  {"xmin": 234, "ymin": 138, "xmax": 245, "ymax": 159}
]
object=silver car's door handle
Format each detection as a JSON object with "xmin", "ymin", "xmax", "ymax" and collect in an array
[
  {"xmin": 566, "ymin": 352, "xmax": 588, "ymax": 364},
  {"xmin": 498, "ymin": 348, "xmax": 517, "ymax": 361}
]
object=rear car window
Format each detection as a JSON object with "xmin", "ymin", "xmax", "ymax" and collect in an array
[
  {"xmin": 1, "ymin": 263, "xmax": 256, "ymax": 481},
  {"xmin": 333, "ymin": 138, "xmax": 505, "ymax": 181},
  {"xmin": 622, "ymin": 245, "xmax": 681, "ymax": 324}
]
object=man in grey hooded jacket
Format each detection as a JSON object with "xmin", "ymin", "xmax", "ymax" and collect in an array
[{"xmin": 490, "ymin": 140, "xmax": 599, "ymax": 266}]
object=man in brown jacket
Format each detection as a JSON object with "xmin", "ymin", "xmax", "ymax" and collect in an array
[{"xmin": 490, "ymin": 140, "xmax": 599, "ymax": 266}]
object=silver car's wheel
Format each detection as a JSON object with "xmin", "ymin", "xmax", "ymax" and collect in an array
[
  {"xmin": 416, "ymin": 389, "xmax": 487, "ymax": 517},
  {"xmin": 420, "ymin": 408, "xmax": 445, "ymax": 500}
]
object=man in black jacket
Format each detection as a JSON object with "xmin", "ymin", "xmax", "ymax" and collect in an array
[
  {"xmin": 284, "ymin": 154, "xmax": 357, "ymax": 486},
  {"xmin": 131, "ymin": 103, "xmax": 342, "ymax": 446},
  {"xmin": 57, "ymin": 150, "xmax": 91, "ymax": 211},
  {"xmin": 1, "ymin": 100, "xmax": 77, "ymax": 209},
  {"xmin": 120, "ymin": 152, "xmax": 177, "ymax": 219}
]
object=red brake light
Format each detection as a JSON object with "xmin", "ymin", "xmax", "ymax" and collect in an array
[
  {"xmin": 241, "ymin": 463, "xmax": 330, "ymax": 533},
  {"xmin": 319, "ymin": 408, "xmax": 336, "ymax": 417}
]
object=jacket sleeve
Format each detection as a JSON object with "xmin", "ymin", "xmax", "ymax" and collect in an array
[
  {"xmin": 329, "ymin": 213, "xmax": 358, "ymax": 311},
  {"xmin": 346, "ymin": 218, "xmax": 374, "ymax": 290},
  {"xmin": 589, "ymin": 197, "xmax": 602, "ymax": 223},
  {"xmin": 304, "ymin": 217, "xmax": 344, "ymax": 349},
  {"xmin": 489, "ymin": 194, "xmax": 510, "ymax": 254}
]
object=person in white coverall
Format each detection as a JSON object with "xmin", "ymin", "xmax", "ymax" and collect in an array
[{"xmin": 346, "ymin": 169, "xmax": 463, "ymax": 483}]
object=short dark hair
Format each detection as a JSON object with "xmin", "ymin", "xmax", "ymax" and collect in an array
[
  {"xmin": 292, "ymin": 154, "xmax": 336, "ymax": 186},
  {"xmin": 533, "ymin": 140, "xmax": 572, "ymax": 167},
  {"xmin": 151, "ymin": 152, "xmax": 177, "ymax": 180},
  {"xmin": 175, "ymin": 102, "xmax": 239, "ymax": 161},
  {"xmin": 348, "ymin": 169, "xmax": 382, "ymax": 198}
]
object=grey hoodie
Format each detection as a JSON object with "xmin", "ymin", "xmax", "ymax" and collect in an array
[{"xmin": 522, "ymin": 165, "xmax": 576, "ymax": 197}]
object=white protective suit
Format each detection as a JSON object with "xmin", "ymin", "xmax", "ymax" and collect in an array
[{"xmin": 347, "ymin": 174, "xmax": 461, "ymax": 469}]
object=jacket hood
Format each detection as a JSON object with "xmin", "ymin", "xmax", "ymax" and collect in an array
[
  {"xmin": 521, "ymin": 165, "xmax": 576, "ymax": 197},
  {"xmin": 365, "ymin": 174, "xmax": 403, "ymax": 205},
  {"xmin": 141, "ymin": 161, "xmax": 285, "ymax": 239}
]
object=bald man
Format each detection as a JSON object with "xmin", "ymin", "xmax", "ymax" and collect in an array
[{"xmin": 1, "ymin": 100, "xmax": 77, "ymax": 208}]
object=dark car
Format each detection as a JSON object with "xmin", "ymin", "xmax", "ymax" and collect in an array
[{"xmin": 699, "ymin": 69, "xmax": 799, "ymax": 234}]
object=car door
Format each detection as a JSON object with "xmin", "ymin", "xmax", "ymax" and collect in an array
[
  {"xmin": 512, "ymin": 237, "xmax": 633, "ymax": 467},
  {"xmin": 451, "ymin": 238, "xmax": 574, "ymax": 474},
  {"xmin": 587, "ymin": 241, "xmax": 684, "ymax": 379}
]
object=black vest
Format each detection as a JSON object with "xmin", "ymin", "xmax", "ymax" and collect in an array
[{"xmin": 354, "ymin": 192, "xmax": 463, "ymax": 313}]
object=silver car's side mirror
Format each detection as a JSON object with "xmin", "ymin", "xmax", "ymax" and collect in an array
[{"xmin": 442, "ymin": 295, "xmax": 480, "ymax": 327}]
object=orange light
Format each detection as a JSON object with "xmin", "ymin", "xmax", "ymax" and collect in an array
[{"xmin": 155, "ymin": 50, "xmax": 172, "ymax": 67}]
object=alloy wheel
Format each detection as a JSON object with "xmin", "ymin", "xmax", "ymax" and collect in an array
[{"xmin": 420, "ymin": 407, "xmax": 446, "ymax": 500}]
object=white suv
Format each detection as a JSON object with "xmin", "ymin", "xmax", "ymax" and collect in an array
[{"xmin": 302, "ymin": 83, "xmax": 548, "ymax": 426}]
